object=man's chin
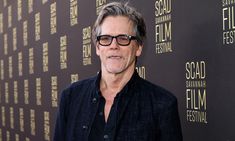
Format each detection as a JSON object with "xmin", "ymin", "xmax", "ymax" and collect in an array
[
  {"xmin": 106, "ymin": 67, "xmax": 124, "ymax": 74},
  {"xmin": 107, "ymin": 69, "xmax": 123, "ymax": 74},
  {"xmin": 104, "ymin": 64, "xmax": 133, "ymax": 75}
]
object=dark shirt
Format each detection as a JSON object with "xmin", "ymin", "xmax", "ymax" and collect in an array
[
  {"xmin": 88, "ymin": 95, "xmax": 119, "ymax": 141},
  {"xmin": 53, "ymin": 70, "xmax": 183, "ymax": 141}
]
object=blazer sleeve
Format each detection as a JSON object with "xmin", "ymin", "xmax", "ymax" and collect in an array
[
  {"xmin": 53, "ymin": 88, "xmax": 70, "ymax": 141},
  {"xmin": 159, "ymin": 98, "xmax": 183, "ymax": 141}
]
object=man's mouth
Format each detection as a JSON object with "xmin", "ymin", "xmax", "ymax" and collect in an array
[{"xmin": 108, "ymin": 55, "xmax": 122, "ymax": 59}]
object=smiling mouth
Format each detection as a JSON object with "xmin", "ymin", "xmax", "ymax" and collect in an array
[{"xmin": 108, "ymin": 56, "xmax": 122, "ymax": 59}]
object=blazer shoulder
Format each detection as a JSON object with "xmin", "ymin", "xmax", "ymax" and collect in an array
[
  {"xmin": 137, "ymin": 78, "xmax": 177, "ymax": 106},
  {"xmin": 60, "ymin": 75, "xmax": 97, "ymax": 100}
]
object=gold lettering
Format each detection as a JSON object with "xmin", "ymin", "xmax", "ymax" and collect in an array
[
  {"xmin": 13, "ymin": 27, "xmax": 17, "ymax": 51},
  {"xmin": 6, "ymin": 131, "xmax": 10, "ymax": 141},
  {"xmin": 71, "ymin": 74, "xmax": 79, "ymax": 83},
  {"xmin": 156, "ymin": 41, "xmax": 172, "ymax": 54},
  {"xmin": 0, "ymin": 13, "xmax": 3, "ymax": 33},
  {"xmin": 19, "ymin": 108, "xmax": 24, "ymax": 132},
  {"xmin": 186, "ymin": 80, "xmax": 206, "ymax": 88},
  {"xmin": 14, "ymin": 81, "xmax": 18, "ymax": 104},
  {"xmin": 23, "ymin": 21, "xmax": 28, "ymax": 46},
  {"xmin": 29, "ymin": 48, "xmax": 34, "ymax": 74},
  {"xmin": 42, "ymin": 0, "xmax": 48, "ymax": 4},
  {"xmin": 83, "ymin": 26, "xmax": 91, "ymax": 40},
  {"xmin": 28, "ymin": 0, "xmax": 34, "ymax": 13},
  {"xmin": 43, "ymin": 42, "xmax": 49, "ymax": 72},
  {"xmin": 185, "ymin": 61, "xmax": 207, "ymax": 123},
  {"xmin": 222, "ymin": 6, "xmax": 235, "ymax": 31},
  {"xmin": 60, "ymin": 35, "xmax": 67, "ymax": 69},
  {"xmin": 222, "ymin": 0, "xmax": 235, "ymax": 7},
  {"xmin": 186, "ymin": 89, "xmax": 206, "ymax": 110},
  {"xmin": 223, "ymin": 30, "xmax": 235, "ymax": 44},
  {"xmin": 0, "ymin": 84, "xmax": 1, "ymax": 103},
  {"xmin": 51, "ymin": 76, "xmax": 58, "ymax": 107},
  {"xmin": 186, "ymin": 110, "xmax": 207, "ymax": 123},
  {"xmin": 185, "ymin": 61, "xmax": 206, "ymax": 80},
  {"xmin": 136, "ymin": 66, "xmax": 146, "ymax": 79},
  {"xmin": 3, "ymin": 0, "xmax": 7, "ymax": 7},
  {"xmin": 83, "ymin": 44, "xmax": 92, "ymax": 65},
  {"xmin": 18, "ymin": 0, "xmax": 22, "ymax": 21},
  {"xmin": 18, "ymin": 52, "xmax": 23, "ymax": 76},
  {"xmin": 1, "ymin": 106, "xmax": 6, "ymax": 126},
  {"xmin": 96, "ymin": 0, "xmax": 107, "ymax": 15},
  {"xmin": 8, "ymin": 56, "xmax": 13, "ymax": 78},
  {"xmin": 83, "ymin": 44, "xmax": 91, "ymax": 57},
  {"xmin": 83, "ymin": 26, "xmax": 92, "ymax": 65},
  {"xmin": 4, "ymin": 33, "xmax": 8, "ymax": 55},
  {"xmin": 50, "ymin": 2, "xmax": 57, "ymax": 34},
  {"xmin": 5, "ymin": 82, "xmax": 9, "ymax": 103},
  {"xmin": 222, "ymin": 5, "xmax": 235, "ymax": 45},
  {"xmin": 155, "ymin": 0, "xmax": 171, "ymax": 17},
  {"xmin": 70, "ymin": 0, "xmax": 78, "ymax": 26},
  {"xmin": 35, "ymin": 12, "xmax": 40, "ymax": 41},
  {"xmin": 10, "ymin": 107, "xmax": 14, "ymax": 129},
  {"xmin": 155, "ymin": 0, "xmax": 172, "ymax": 55},
  {"xmin": 26, "ymin": 137, "xmax": 30, "ymax": 141},
  {"xmin": 0, "ymin": 129, "xmax": 2, "ymax": 140},
  {"xmin": 0, "ymin": 60, "xmax": 4, "ymax": 80},
  {"xmin": 155, "ymin": 14, "xmax": 171, "ymax": 24},
  {"xmin": 44, "ymin": 111, "xmax": 50, "ymax": 141},
  {"xmin": 96, "ymin": 0, "xmax": 107, "ymax": 7},
  {"xmin": 36, "ymin": 78, "xmax": 42, "ymax": 105},
  {"xmin": 223, "ymin": 7, "xmax": 229, "ymax": 30},
  {"xmin": 30, "ymin": 109, "xmax": 36, "ymax": 135},
  {"xmin": 8, "ymin": 5, "xmax": 12, "ymax": 28},
  {"xmin": 155, "ymin": 22, "xmax": 171, "ymax": 43},
  {"xmin": 15, "ymin": 134, "xmax": 19, "ymax": 141},
  {"xmin": 24, "ymin": 79, "xmax": 29, "ymax": 104}
]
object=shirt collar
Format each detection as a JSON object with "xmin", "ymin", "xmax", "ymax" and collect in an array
[{"xmin": 93, "ymin": 70, "xmax": 140, "ymax": 99}]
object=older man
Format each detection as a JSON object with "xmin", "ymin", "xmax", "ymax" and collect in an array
[{"xmin": 53, "ymin": 2, "xmax": 183, "ymax": 141}]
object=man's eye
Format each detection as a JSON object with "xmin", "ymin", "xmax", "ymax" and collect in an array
[
  {"xmin": 118, "ymin": 36, "xmax": 128, "ymax": 41},
  {"xmin": 101, "ymin": 36, "xmax": 110, "ymax": 41}
]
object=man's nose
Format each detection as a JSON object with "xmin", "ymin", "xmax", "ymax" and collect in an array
[{"xmin": 109, "ymin": 38, "xmax": 119, "ymax": 49}]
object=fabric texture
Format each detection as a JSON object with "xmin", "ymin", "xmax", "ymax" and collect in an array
[{"xmin": 53, "ymin": 71, "xmax": 183, "ymax": 141}]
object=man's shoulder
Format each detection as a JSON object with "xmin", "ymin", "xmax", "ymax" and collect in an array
[
  {"xmin": 136, "ymin": 78, "xmax": 177, "ymax": 104},
  {"xmin": 70, "ymin": 75, "xmax": 97, "ymax": 89},
  {"xmin": 61, "ymin": 75, "xmax": 97, "ymax": 98}
]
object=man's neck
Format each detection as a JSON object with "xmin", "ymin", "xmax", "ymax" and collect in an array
[{"xmin": 100, "ymin": 68, "xmax": 134, "ymax": 99}]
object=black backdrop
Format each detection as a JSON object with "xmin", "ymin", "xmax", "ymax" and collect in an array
[{"xmin": 0, "ymin": 0, "xmax": 235, "ymax": 140}]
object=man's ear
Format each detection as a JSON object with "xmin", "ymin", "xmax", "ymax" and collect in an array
[
  {"xmin": 136, "ymin": 44, "xmax": 143, "ymax": 57},
  {"xmin": 96, "ymin": 43, "xmax": 100, "ymax": 56}
]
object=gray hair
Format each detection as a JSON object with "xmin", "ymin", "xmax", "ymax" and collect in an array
[{"xmin": 92, "ymin": 2, "xmax": 146, "ymax": 45}]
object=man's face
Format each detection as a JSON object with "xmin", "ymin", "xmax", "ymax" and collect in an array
[{"xmin": 96, "ymin": 16, "xmax": 143, "ymax": 74}]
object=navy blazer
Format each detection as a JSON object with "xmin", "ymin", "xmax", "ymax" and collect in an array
[{"xmin": 53, "ymin": 71, "xmax": 183, "ymax": 141}]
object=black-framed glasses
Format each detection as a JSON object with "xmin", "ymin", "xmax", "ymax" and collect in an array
[{"xmin": 97, "ymin": 34, "xmax": 137, "ymax": 46}]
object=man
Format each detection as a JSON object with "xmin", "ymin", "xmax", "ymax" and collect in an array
[{"xmin": 53, "ymin": 2, "xmax": 182, "ymax": 141}]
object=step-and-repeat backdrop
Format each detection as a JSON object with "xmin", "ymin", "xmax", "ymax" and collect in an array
[{"xmin": 0, "ymin": 0, "xmax": 234, "ymax": 140}]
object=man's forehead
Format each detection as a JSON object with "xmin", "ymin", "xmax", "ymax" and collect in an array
[{"xmin": 100, "ymin": 16, "xmax": 134, "ymax": 34}]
